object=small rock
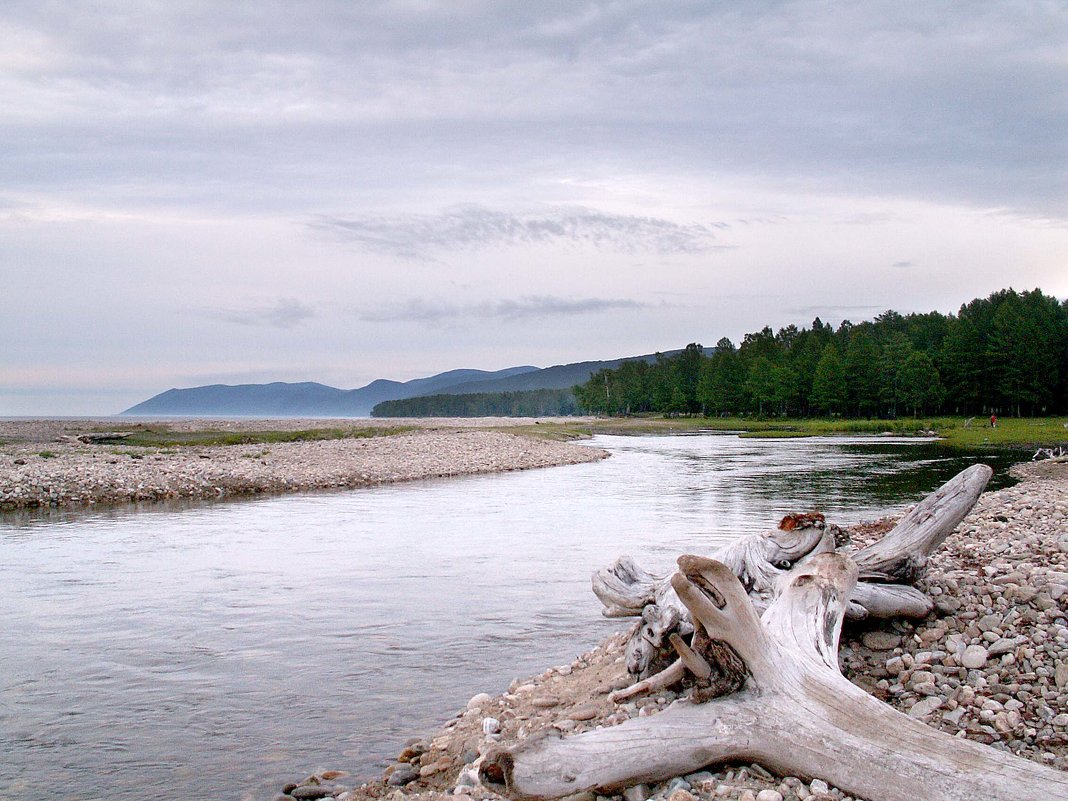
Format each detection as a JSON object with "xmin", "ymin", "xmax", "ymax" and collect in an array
[
  {"xmin": 568, "ymin": 704, "xmax": 600, "ymax": 721},
  {"xmin": 623, "ymin": 784, "xmax": 650, "ymax": 801},
  {"xmin": 987, "ymin": 637, "xmax": 1022, "ymax": 657},
  {"xmin": 942, "ymin": 707, "xmax": 966, "ymax": 725},
  {"xmin": 291, "ymin": 786, "xmax": 335, "ymax": 800},
  {"xmin": 1056, "ymin": 662, "xmax": 1068, "ymax": 690},
  {"xmin": 961, "ymin": 645, "xmax": 989, "ymax": 669},
  {"xmin": 861, "ymin": 631, "xmax": 901, "ymax": 650},
  {"xmin": 908, "ymin": 697, "xmax": 943, "ymax": 719},
  {"xmin": 483, "ymin": 717, "xmax": 501, "ymax": 734},
  {"xmin": 387, "ymin": 766, "xmax": 419, "ymax": 786},
  {"xmin": 809, "ymin": 779, "xmax": 830, "ymax": 794},
  {"xmin": 467, "ymin": 692, "xmax": 493, "ymax": 710},
  {"xmin": 756, "ymin": 791, "xmax": 783, "ymax": 801}
]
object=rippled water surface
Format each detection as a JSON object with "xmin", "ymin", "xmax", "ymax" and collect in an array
[{"xmin": 0, "ymin": 434, "xmax": 1016, "ymax": 800}]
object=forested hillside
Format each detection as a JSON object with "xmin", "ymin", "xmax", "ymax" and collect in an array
[
  {"xmin": 574, "ymin": 288, "xmax": 1068, "ymax": 418},
  {"xmin": 372, "ymin": 388, "xmax": 579, "ymax": 417}
]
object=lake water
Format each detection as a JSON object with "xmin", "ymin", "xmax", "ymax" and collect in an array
[{"xmin": 0, "ymin": 434, "xmax": 1016, "ymax": 800}]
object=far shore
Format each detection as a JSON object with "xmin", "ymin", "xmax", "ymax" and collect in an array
[{"xmin": 0, "ymin": 417, "xmax": 607, "ymax": 511}]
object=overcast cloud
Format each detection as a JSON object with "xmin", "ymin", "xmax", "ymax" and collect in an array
[
  {"xmin": 1, "ymin": 1, "xmax": 1066, "ymax": 413},
  {"xmin": 357, "ymin": 295, "xmax": 650, "ymax": 324},
  {"xmin": 313, "ymin": 206, "xmax": 724, "ymax": 259},
  {"xmin": 201, "ymin": 298, "xmax": 316, "ymax": 329}
]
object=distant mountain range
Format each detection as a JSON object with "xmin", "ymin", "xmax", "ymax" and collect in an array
[{"xmin": 121, "ymin": 352, "xmax": 670, "ymax": 417}]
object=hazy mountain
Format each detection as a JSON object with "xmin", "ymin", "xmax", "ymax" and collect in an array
[
  {"xmin": 122, "ymin": 352, "xmax": 676, "ymax": 417},
  {"xmin": 437, "ymin": 352, "xmax": 672, "ymax": 395},
  {"xmin": 123, "ymin": 366, "xmax": 538, "ymax": 417},
  {"xmin": 122, "ymin": 382, "xmax": 345, "ymax": 417}
]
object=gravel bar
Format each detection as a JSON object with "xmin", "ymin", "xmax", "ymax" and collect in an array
[{"xmin": 0, "ymin": 418, "xmax": 607, "ymax": 510}]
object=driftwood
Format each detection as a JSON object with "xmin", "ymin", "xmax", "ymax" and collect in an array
[
  {"xmin": 482, "ymin": 553, "xmax": 1068, "ymax": 800},
  {"xmin": 592, "ymin": 465, "xmax": 992, "ymax": 679},
  {"xmin": 477, "ymin": 464, "xmax": 1068, "ymax": 800}
]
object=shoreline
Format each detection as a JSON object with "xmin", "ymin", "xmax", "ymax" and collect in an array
[
  {"xmin": 0, "ymin": 418, "xmax": 607, "ymax": 511},
  {"xmin": 297, "ymin": 457, "xmax": 1068, "ymax": 801}
]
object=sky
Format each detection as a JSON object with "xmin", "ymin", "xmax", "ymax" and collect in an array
[{"xmin": 1, "ymin": 1, "xmax": 1066, "ymax": 415}]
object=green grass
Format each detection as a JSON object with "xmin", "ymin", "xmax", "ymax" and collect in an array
[
  {"xmin": 87, "ymin": 425, "xmax": 417, "ymax": 449},
  {"xmin": 518, "ymin": 415, "xmax": 1068, "ymax": 451},
  {"xmin": 38, "ymin": 450, "xmax": 58, "ymax": 459},
  {"xmin": 738, "ymin": 429, "xmax": 814, "ymax": 438},
  {"xmin": 924, "ymin": 416, "xmax": 1068, "ymax": 450},
  {"xmin": 492, "ymin": 423, "xmax": 598, "ymax": 442}
]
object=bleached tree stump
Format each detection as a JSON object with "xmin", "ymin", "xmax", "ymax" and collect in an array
[
  {"xmin": 482, "ymin": 553, "xmax": 1068, "ymax": 801},
  {"xmin": 592, "ymin": 465, "xmax": 992, "ymax": 679}
]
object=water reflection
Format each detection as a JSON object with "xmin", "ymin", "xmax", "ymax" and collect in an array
[{"xmin": 0, "ymin": 434, "xmax": 1014, "ymax": 800}]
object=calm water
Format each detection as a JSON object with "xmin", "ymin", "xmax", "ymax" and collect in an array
[{"xmin": 0, "ymin": 434, "xmax": 1015, "ymax": 801}]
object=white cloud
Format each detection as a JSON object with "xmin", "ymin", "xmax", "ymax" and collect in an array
[
  {"xmin": 312, "ymin": 206, "xmax": 724, "ymax": 259},
  {"xmin": 199, "ymin": 298, "xmax": 316, "ymax": 329},
  {"xmin": 357, "ymin": 295, "xmax": 651, "ymax": 323}
]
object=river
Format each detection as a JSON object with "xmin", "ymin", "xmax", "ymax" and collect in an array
[{"xmin": 0, "ymin": 433, "xmax": 1016, "ymax": 800}]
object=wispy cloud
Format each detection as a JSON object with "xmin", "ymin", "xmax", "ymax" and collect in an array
[
  {"xmin": 200, "ymin": 297, "xmax": 315, "ymax": 329},
  {"xmin": 358, "ymin": 295, "xmax": 649, "ymax": 323},
  {"xmin": 311, "ymin": 205, "xmax": 725, "ymax": 259},
  {"xmin": 892, "ymin": 260, "xmax": 914, "ymax": 268},
  {"xmin": 785, "ymin": 304, "xmax": 886, "ymax": 317}
]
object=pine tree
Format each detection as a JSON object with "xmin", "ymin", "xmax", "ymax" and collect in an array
[{"xmin": 811, "ymin": 344, "xmax": 848, "ymax": 415}]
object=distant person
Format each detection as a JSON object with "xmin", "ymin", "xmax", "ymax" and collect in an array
[{"xmin": 990, "ymin": 414, "xmax": 998, "ymax": 428}]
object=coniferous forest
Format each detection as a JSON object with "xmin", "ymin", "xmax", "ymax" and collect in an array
[
  {"xmin": 574, "ymin": 288, "xmax": 1068, "ymax": 418},
  {"xmin": 372, "ymin": 388, "xmax": 579, "ymax": 417}
]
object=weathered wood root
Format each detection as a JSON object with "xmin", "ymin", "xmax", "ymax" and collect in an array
[
  {"xmin": 851, "ymin": 463, "xmax": 993, "ymax": 581},
  {"xmin": 594, "ymin": 465, "xmax": 993, "ymax": 680},
  {"xmin": 482, "ymin": 553, "xmax": 1068, "ymax": 801}
]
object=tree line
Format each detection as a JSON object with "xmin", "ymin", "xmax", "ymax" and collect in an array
[
  {"xmin": 372, "ymin": 388, "xmax": 580, "ymax": 417},
  {"xmin": 574, "ymin": 288, "xmax": 1068, "ymax": 418}
]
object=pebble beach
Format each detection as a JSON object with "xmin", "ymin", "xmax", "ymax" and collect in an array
[
  {"xmin": 275, "ymin": 457, "xmax": 1068, "ymax": 801},
  {"xmin": 0, "ymin": 418, "xmax": 607, "ymax": 511}
]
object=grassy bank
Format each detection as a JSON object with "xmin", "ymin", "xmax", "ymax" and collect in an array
[
  {"xmin": 507, "ymin": 415, "xmax": 1068, "ymax": 451},
  {"xmin": 88, "ymin": 424, "xmax": 416, "ymax": 448}
]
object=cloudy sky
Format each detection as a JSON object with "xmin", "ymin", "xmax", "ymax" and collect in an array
[{"xmin": 2, "ymin": 1, "xmax": 1065, "ymax": 414}]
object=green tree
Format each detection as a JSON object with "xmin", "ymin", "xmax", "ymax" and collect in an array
[
  {"xmin": 877, "ymin": 333, "xmax": 915, "ymax": 417},
  {"xmin": 939, "ymin": 315, "xmax": 984, "ymax": 414},
  {"xmin": 770, "ymin": 363, "xmax": 801, "ymax": 415},
  {"xmin": 844, "ymin": 330, "xmax": 881, "ymax": 416},
  {"xmin": 745, "ymin": 356, "xmax": 776, "ymax": 415},
  {"xmin": 811, "ymin": 344, "xmax": 848, "ymax": 415},
  {"xmin": 698, "ymin": 338, "xmax": 745, "ymax": 415},
  {"xmin": 898, "ymin": 352, "xmax": 945, "ymax": 416},
  {"xmin": 986, "ymin": 290, "xmax": 1063, "ymax": 415},
  {"xmin": 675, "ymin": 343, "xmax": 705, "ymax": 414}
]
